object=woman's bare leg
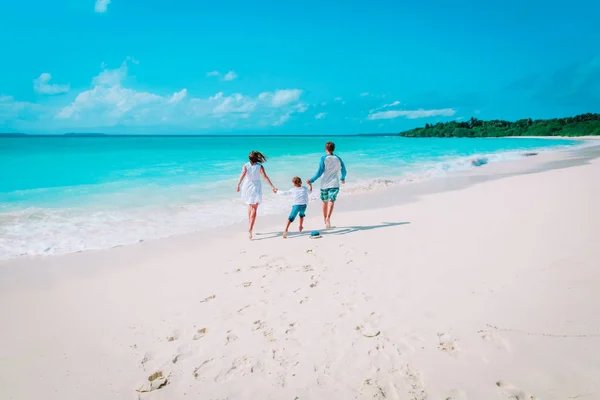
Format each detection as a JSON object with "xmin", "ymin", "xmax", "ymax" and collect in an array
[{"xmin": 248, "ymin": 203, "xmax": 259, "ymax": 239}]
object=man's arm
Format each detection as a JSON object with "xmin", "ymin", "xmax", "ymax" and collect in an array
[
  {"xmin": 338, "ymin": 155, "xmax": 347, "ymax": 183},
  {"xmin": 308, "ymin": 155, "xmax": 326, "ymax": 183}
]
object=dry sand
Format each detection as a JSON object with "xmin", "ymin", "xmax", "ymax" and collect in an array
[{"xmin": 1, "ymin": 146, "xmax": 600, "ymax": 400}]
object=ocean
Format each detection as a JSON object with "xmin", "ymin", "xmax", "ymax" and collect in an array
[{"xmin": 0, "ymin": 135, "xmax": 579, "ymax": 259}]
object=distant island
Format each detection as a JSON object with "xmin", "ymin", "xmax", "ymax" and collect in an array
[
  {"xmin": 63, "ymin": 133, "xmax": 108, "ymax": 137},
  {"xmin": 0, "ymin": 133, "xmax": 27, "ymax": 137},
  {"xmin": 399, "ymin": 113, "xmax": 600, "ymax": 137}
]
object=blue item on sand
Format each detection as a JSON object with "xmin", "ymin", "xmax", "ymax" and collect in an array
[{"xmin": 310, "ymin": 231, "xmax": 321, "ymax": 239}]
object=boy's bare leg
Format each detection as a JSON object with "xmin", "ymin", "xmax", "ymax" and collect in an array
[
  {"xmin": 298, "ymin": 217, "xmax": 304, "ymax": 232},
  {"xmin": 322, "ymin": 201, "xmax": 328, "ymax": 227},
  {"xmin": 283, "ymin": 220, "xmax": 292, "ymax": 238}
]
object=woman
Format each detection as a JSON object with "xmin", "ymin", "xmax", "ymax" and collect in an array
[{"xmin": 236, "ymin": 151, "xmax": 277, "ymax": 240}]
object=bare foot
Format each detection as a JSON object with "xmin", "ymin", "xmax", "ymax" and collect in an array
[
  {"xmin": 299, "ymin": 225, "xmax": 304, "ymax": 232},
  {"xmin": 248, "ymin": 231, "xmax": 253, "ymax": 240},
  {"xmin": 282, "ymin": 232, "xmax": 288, "ymax": 239},
  {"xmin": 325, "ymin": 218, "xmax": 331, "ymax": 229}
]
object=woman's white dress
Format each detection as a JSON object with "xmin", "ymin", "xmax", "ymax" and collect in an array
[{"xmin": 241, "ymin": 162, "xmax": 263, "ymax": 205}]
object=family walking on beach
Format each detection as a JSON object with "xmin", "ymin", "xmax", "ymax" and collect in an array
[{"xmin": 236, "ymin": 141, "xmax": 347, "ymax": 240}]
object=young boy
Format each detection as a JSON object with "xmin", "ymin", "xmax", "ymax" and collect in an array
[{"xmin": 276, "ymin": 176, "xmax": 312, "ymax": 238}]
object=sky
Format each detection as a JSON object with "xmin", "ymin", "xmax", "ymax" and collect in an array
[{"xmin": 1, "ymin": 0, "xmax": 599, "ymax": 134}]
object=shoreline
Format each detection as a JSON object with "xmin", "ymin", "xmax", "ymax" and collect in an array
[
  {"xmin": 1, "ymin": 139, "xmax": 596, "ymax": 262},
  {"xmin": 1, "ymin": 143, "xmax": 600, "ymax": 399}
]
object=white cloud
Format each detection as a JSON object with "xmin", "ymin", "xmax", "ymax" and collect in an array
[
  {"xmin": 95, "ymin": 0, "xmax": 110, "ymax": 13},
  {"xmin": 367, "ymin": 108, "xmax": 456, "ymax": 120},
  {"xmin": 334, "ymin": 97, "xmax": 343, "ymax": 101},
  {"xmin": 360, "ymin": 92, "xmax": 370, "ymax": 97},
  {"xmin": 315, "ymin": 112, "xmax": 327, "ymax": 120},
  {"xmin": 261, "ymin": 89, "xmax": 303, "ymax": 107},
  {"xmin": 210, "ymin": 92, "xmax": 256, "ymax": 114},
  {"xmin": 272, "ymin": 112, "xmax": 291, "ymax": 126},
  {"xmin": 223, "ymin": 70, "xmax": 238, "ymax": 81},
  {"xmin": 295, "ymin": 103, "xmax": 308, "ymax": 113},
  {"xmin": 321, "ymin": 102, "xmax": 327, "ymax": 106},
  {"xmin": 54, "ymin": 60, "xmax": 304, "ymax": 128},
  {"xmin": 369, "ymin": 100, "xmax": 401, "ymax": 113},
  {"xmin": 168, "ymin": 89, "xmax": 187, "ymax": 104},
  {"xmin": 0, "ymin": 95, "xmax": 38, "ymax": 124},
  {"xmin": 207, "ymin": 71, "xmax": 220, "ymax": 77},
  {"xmin": 33, "ymin": 73, "xmax": 69, "ymax": 95}
]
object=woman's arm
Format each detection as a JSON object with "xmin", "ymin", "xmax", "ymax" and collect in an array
[
  {"xmin": 260, "ymin": 166, "xmax": 277, "ymax": 192},
  {"xmin": 236, "ymin": 165, "xmax": 247, "ymax": 192}
]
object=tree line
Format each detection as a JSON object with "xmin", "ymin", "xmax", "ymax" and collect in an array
[{"xmin": 399, "ymin": 113, "xmax": 600, "ymax": 137}]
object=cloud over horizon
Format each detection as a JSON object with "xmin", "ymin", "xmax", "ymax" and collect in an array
[
  {"xmin": 368, "ymin": 108, "xmax": 456, "ymax": 120},
  {"xmin": 33, "ymin": 73, "xmax": 69, "ymax": 95},
  {"xmin": 53, "ymin": 60, "xmax": 304, "ymax": 129}
]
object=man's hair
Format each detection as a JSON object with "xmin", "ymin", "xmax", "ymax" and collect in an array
[
  {"xmin": 292, "ymin": 176, "xmax": 302, "ymax": 185},
  {"xmin": 325, "ymin": 141, "xmax": 335, "ymax": 153}
]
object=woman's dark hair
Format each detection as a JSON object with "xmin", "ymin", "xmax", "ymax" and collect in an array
[{"xmin": 248, "ymin": 151, "xmax": 267, "ymax": 164}]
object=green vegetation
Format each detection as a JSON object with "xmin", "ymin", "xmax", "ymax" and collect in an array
[{"xmin": 399, "ymin": 113, "xmax": 600, "ymax": 137}]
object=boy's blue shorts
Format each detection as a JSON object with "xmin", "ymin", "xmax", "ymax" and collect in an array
[{"xmin": 288, "ymin": 204, "xmax": 307, "ymax": 222}]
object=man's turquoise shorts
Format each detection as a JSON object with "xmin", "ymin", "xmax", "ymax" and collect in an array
[{"xmin": 320, "ymin": 187, "xmax": 340, "ymax": 202}]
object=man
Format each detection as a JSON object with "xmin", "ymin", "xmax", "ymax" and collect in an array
[{"xmin": 307, "ymin": 141, "xmax": 347, "ymax": 229}]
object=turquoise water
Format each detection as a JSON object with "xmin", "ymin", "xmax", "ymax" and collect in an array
[{"xmin": 0, "ymin": 135, "xmax": 579, "ymax": 259}]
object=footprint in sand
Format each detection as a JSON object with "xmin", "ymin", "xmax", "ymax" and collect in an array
[
  {"xmin": 478, "ymin": 329, "xmax": 511, "ymax": 352},
  {"xmin": 136, "ymin": 370, "xmax": 170, "ymax": 393},
  {"xmin": 400, "ymin": 363, "xmax": 428, "ymax": 400},
  {"xmin": 192, "ymin": 358, "xmax": 215, "ymax": 380},
  {"xmin": 496, "ymin": 381, "xmax": 537, "ymax": 400},
  {"xmin": 437, "ymin": 332, "xmax": 459, "ymax": 356},
  {"xmin": 215, "ymin": 356, "xmax": 264, "ymax": 382},
  {"xmin": 360, "ymin": 378, "xmax": 388, "ymax": 399},
  {"xmin": 356, "ymin": 312, "xmax": 382, "ymax": 338},
  {"xmin": 166, "ymin": 330, "xmax": 180, "ymax": 342},
  {"xmin": 200, "ymin": 295, "xmax": 216, "ymax": 303},
  {"xmin": 310, "ymin": 276, "xmax": 319, "ymax": 288},
  {"xmin": 225, "ymin": 331, "xmax": 239, "ymax": 345},
  {"xmin": 192, "ymin": 328, "xmax": 207, "ymax": 340}
]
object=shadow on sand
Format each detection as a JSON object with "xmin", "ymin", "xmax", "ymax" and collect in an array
[{"xmin": 253, "ymin": 221, "xmax": 410, "ymax": 241}]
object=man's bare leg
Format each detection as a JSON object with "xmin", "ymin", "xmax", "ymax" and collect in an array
[{"xmin": 325, "ymin": 201, "xmax": 335, "ymax": 229}]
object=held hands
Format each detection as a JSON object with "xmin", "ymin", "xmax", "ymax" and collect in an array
[
  {"xmin": 341, "ymin": 180, "xmax": 345, "ymax": 184},
  {"xmin": 272, "ymin": 188, "xmax": 278, "ymax": 193},
  {"xmin": 236, "ymin": 185, "xmax": 240, "ymax": 192}
]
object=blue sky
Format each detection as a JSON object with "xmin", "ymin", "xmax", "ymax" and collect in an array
[{"xmin": 1, "ymin": 0, "xmax": 599, "ymax": 134}]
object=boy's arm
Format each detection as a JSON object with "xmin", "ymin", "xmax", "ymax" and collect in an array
[
  {"xmin": 338, "ymin": 156, "xmax": 347, "ymax": 183},
  {"xmin": 276, "ymin": 188, "xmax": 292, "ymax": 196},
  {"xmin": 307, "ymin": 183, "xmax": 312, "ymax": 192},
  {"xmin": 308, "ymin": 155, "xmax": 326, "ymax": 183}
]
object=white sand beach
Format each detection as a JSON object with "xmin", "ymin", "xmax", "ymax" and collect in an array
[{"xmin": 1, "ymin": 146, "xmax": 600, "ymax": 400}]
